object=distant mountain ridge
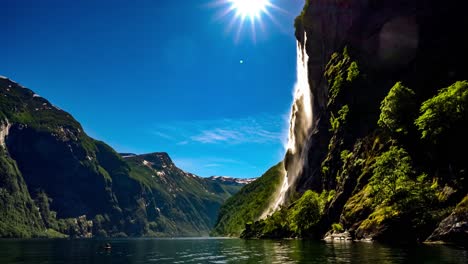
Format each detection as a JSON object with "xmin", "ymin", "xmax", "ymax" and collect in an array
[
  {"xmin": 208, "ymin": 176, "xmax": 256, "ymax": 185},
  {"xmin": 0, "ymin": 76, "xmax": 249, "ymax": 238},
  {"xmin": 119, "ymin": 152, "xmax": 257, "ymax": 185},
  {"xmin": 118, "ymin": 152, "xmax": 257, "ymax": 184}
]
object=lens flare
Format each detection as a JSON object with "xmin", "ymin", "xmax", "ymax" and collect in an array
[
  {"xmin": 230, "ymin": 0, "xmax": 270, "ymax": 20},
  {"xmin": 209, "ymin": 0, "xmax": 283, "ymax": 42}
]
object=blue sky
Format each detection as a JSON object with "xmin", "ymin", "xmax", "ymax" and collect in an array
[{"xmin": 2, "ymin": 0, "xmax": 304, "ymax": 178}]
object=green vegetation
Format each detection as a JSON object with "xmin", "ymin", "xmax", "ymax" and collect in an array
[
  {"xmin": 0, "ymin": 79, "xmax": 82, "ymax": 134},
  {"xmin": 241, "ymin": 189, "xmax": 328, "ymax": 238},
  {"xmin": 340, "ymin": 81, "xmax": 467, "ymax": 241},
  {"xmin": 325, "ymin": 48, "xmax": 360, "ymax": 106},
  {"xmin": 294, "ymin": 0, "xmax": 310, "ymax": 30},
  {"xmin": 211, "ymin": 162, "xmax": 284, "ymax": 236},
  {"xmin": 0, "ymin": 147, "xmax": 44, "ymax": 238},
  {"xmin": 369, "ymin": 146, "xmax": 414, "ymax": 204},
  {"xmin": 347, "ymin": 62, "xmax": 360, "ymax": 82},
  {"xmin": 330, "ymin": 105, "xmax": 349, "ymax": 133},
  {"xmin": 288, "ymin": 190, "xmax": 322, "ymax": 235},
  {"xmin": 319, "ymin": 48, "xmax": 362, "ymax": 186},
  {"xmin": 332, "ymin": 223, "xmax": 344, "ymax": 233},
  {"xmin": 415, "ymin": 81, "xmax": 468, "ymax": 142},
  {"xmin": 40, "ymin": 229, "xmax": 68, "ymax": 238},
  {"xmin": 414, "ymin": 81, "xmax": 468, "ymax": 189},
  {"xmin": 378, "ymin": 82, "xmax": 417, "ymax": 135},
  {"xmin": 455, "ymin": 195, "xmax": 468, "ymax": 214},
  {"xmin": 366, "ymin": 145, "xmax": 437, "ymax": 224}
]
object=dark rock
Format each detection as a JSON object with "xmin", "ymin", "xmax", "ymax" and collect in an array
[
  {"xmin": 291, "ymin": 0, "xmax": 468, "ymax": 243},
  {"xmin": 296, "ymin": 0, "xmax": 468, "ymax": 195},
  {"xmin": 427, "ymin": 196, "xmax": 468, "ymax": 245}
]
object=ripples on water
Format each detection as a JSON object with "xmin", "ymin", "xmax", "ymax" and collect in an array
[{"xmin": 0, "ymin": 237, "xmax": 466, "ymax": 264}]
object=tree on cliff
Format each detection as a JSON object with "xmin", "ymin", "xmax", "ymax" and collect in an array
[{"xmin": 378, "ymin": 82, "xmax": 417, "ymax": 136}]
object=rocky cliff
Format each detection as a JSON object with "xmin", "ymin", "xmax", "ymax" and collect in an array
[
  {"xmin": 295, "ymin": 0, "xmax": 467, "ymax": 193},
  {"xmin": 295, "ymin": 0, "xmax": 467, "ymax": 244}
]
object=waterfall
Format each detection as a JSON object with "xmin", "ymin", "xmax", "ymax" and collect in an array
[{"xmin": 261, "ymin": 32, "xmax": 313, "ymax": 218}]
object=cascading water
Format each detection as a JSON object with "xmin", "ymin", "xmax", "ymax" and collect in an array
[{"xmin": 261, "ymin": 32, "xmax": 314, "ymax": 218}]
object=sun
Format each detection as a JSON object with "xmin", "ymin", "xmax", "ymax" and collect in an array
[
  {"xmin": 230, "ymin": 0, "xmax": 271, "ymax": 20},
  {"xmin": 210, "ymin": 0, "xmax": 280, "ymax": 42}
]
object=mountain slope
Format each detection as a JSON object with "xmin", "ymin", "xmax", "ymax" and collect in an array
[
  {"xmin": 122, "ymin": 152, "xmax": 246, "ymax": 236},
  {"xmin": 211, "ymin": 162, "xmax": 283, "ymax": 236},
  {"xmin": 0, "ymin": 76, "xmax": 119, "ymax": 237},
  {"xmin": 0, "ymin": 76, "xmax": 247, "ymax": 237}
]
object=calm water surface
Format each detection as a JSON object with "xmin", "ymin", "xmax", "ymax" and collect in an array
[{"xmin": 0, "ymin": 238, "xmax": 466, "ymax": 264}]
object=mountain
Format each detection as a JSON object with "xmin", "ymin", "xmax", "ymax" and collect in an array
[
  {"xmin": 207, "ymin": 176, "xmax": 256, "ymax": 186},
  {"xmin": 211, "ymin": 162, "xmax": 283, "ymax": 236},
  {"xmin": 216, "ymin": 0, "xmax": 468, "ymax": 245},
  {"xmin": 0, "ymin": 76, "xmax": 248, "ymax": 238},
  {"xmin": 121, "ymin": 152, "xmax": 248, "ymax": 236}
]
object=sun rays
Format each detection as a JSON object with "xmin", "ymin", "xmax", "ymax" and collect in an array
[{"xmin": 209, "ymin": 0, "xmax": 285, "ymax": 43}]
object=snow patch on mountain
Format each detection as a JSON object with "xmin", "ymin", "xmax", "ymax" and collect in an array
[{"xmin": 208, "ymin": 176, "xmax": 256, "ymax": 185}]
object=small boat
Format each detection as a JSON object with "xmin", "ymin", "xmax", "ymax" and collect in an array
[{"xmin": 103, "ymin": 243, "xmax": 112, "ymax": 250}]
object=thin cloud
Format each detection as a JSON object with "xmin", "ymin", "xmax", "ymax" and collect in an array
[
  {"xmin": 191, "ymin": 129, "xmax": 243, "ymax": 143},
  {"xmin": 176, "ymin": 140, "xmax": 189, "ymax": 145},
  {"xmin": 150, "ymin": 114, "xmax": 285, "ymax": 145},
  {"xmin": 172, "ymin": 156, "xmax": 257, "ymax": 177},
  {"xmin": 204, "ymin": 163, "xmax": 223, "ymax": 168},
  {"xmin": 151, "ymin": 131, "xmax": 175, "ymax": 140}
]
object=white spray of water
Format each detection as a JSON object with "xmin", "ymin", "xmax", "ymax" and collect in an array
[{"xmin": 261, "ymin": 32, "xmax": 313, "ymax": 218}]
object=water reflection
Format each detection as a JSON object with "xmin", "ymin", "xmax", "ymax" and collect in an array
[{"xmin": 0, "ymin": 238, "xmax": 466, "ymax": 264}]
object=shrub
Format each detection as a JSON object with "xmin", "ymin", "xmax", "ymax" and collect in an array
[
  {"xmin": 325, "ymin": 48, "xmax": 360, "ymax": 106},
  {"xmin": 369, "ymin": 146, "xmax": 414, "ymax": 204},
  {"xmin": 332, "ymin": 223, "xmax": 344, "ymax": 233},
  {"xmin": 330, "ymin": 105, "xmax": 350, "ymax": 133},
  {"xmin": 288, "ymin": 190, "xmax": 321, "ymax": 235},
  {"xmin": 415, "ymin": 81, "xmax": 468, "ymax": 142},
  {"xmin": 378, "ymin": 82, "xmax": 417, "ymax": 135},
  {"xmin": 347, "ymin": 61, "xmax": 360, "ymax": 82}
]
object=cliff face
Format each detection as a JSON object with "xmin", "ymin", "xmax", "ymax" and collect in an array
[
  {"xmin": 0, "ymin": 77, "xmax": 247, "ymax": 238},
  {"xmin": 295, "ymin": 0, "xmax": 468, "ymax": 193},
  {"xmin": 7, "ymin": 125, "xmax": 119, "ymax": 219},
  {"xmin": 293, "ymin": 0, "xmax": 468, "ymax": 243},
  {"xmin": 237, "ymin": 0, "xmax": 467, "ymax": 244}
]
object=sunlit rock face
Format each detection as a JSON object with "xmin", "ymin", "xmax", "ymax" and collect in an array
[{"xmin": 291, "ymin": 0, "xmax": 468, "ymax": 195}]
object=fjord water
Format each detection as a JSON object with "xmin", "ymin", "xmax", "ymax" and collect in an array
[{"xmin": 0, "ymin": 238, "xmax": 466, "ymax": 264}]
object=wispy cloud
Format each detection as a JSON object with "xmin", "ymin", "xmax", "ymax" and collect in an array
[
  {"xmin": 172, "ymin": 156, "xmax": 259, "ymax": 177},
  {"xmin": 204, "ymin": 163, "xmax": 223, "ymax": 168},
  {"xmin": 150, "ymin": 114, "xmax": 286, "ymax": 146},
  {"xmin": 151, "ymin": 131, "xmax": 176, "ymax": 140}
]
